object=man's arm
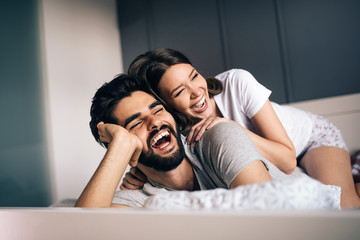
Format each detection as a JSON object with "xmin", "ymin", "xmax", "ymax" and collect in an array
[
  {"xmin": 75, "ymin": 123, "xmax": 142, "ymax": 208},
  {"xmin": 229, "ymin": 160, "xmax": 271, "ymax": 188}
]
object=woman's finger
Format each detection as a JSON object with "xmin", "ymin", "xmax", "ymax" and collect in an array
[
  {"xmin": 124, "ymin": 172, "xmax": 145, "ymax": 187},
  {"xmin": 121, "ymin": 178, "xmax": 141, "ymax": 190},
  {"xmin": 186, "ymin": 118, "xmax": 206, "ymax": 145},
  {"xmin": 194, "ymin": 118, "xmax": 215, "ymax": 142},
  {"xmin": 129, "ymin": 167, "xmax": 147, "ymax": 182},
  {"xmin": 189, "ymin": 118, "xmax": 213, "ymax": 147},
  {"xmin": 120, "ymin": 183, "xmax": 128, "ymax": 190},
  {"xmin": 206, "ymin": 117, "xmax": 223, "ymax": 129}
]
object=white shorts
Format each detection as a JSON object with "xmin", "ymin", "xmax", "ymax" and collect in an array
[{"xmin": 297, "ymin": 112, "xmax": 348, "ymax": 161}]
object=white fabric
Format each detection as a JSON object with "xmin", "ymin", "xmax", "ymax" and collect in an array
[
  {"xmin": 214, "ymin": 69, "xmax": 313, "ymax": 157},
  {"xmin": 144, "ymin": 176, "xmax": 341, "ymax": 210},
  {"xmin": 50, "ymin": 199, "xmax": 77, "ymax": 207}
]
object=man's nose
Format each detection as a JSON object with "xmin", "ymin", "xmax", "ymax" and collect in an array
[{"xmin": 148, "ymin": 115, "xmax": 162, "ymax": 130}]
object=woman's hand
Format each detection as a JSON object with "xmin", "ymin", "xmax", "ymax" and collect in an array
[
  {"xmin": 187, "ymin": 117, "xmax": 231, "ymax": 148},
  {"xmin": 120, "ymin": 167, "xmax": 147, "ymax": 190}
]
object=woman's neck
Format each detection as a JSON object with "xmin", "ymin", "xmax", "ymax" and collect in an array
[{"xmin": 209, "ymin": 97, "xmax": 222, "ymax": 118}]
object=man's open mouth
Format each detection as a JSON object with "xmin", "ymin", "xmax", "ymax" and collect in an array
[{"xmin": 150, "ymin": 130, "xmax": 172, "ymax": 149}]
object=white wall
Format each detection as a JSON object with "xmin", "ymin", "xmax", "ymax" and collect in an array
[{"xmin": 40, "ymin": 0, "xmax": 123, "ymax": 202}]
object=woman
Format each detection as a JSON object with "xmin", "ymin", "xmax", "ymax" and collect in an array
[{"xmin": 124, "ymin": 48, "xmax": 360, "ymax": 208}]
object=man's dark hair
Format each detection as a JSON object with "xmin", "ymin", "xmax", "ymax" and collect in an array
[{"xmin": 89, "ymin": 74, "xmax": 155, "ymax": 148}]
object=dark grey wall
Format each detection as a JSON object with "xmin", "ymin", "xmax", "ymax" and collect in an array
[
  {"xmin": 118, "ymin": 0, "xmax": 360, "ymax": 103},
  {"xmin": 0, "ymin": 0, "xmax": 52, "ymax": 206}
]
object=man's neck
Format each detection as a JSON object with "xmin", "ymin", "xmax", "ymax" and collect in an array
[{"xmin": 139, "ymin": 158, "xmax": 198, "ymax": 191}]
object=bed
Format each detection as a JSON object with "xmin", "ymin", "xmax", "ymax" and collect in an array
[{"xmin": 1, "ymin": 93, "xmax": 359, "ymax": 240}]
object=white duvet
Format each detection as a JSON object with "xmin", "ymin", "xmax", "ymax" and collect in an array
[
  {"xmin": 144, "ymin": 176, "xmax": 341, "ymax": 210},
  {"xmin": 52, "ymin": 176, "xmax": 341, "ymax": 209}
]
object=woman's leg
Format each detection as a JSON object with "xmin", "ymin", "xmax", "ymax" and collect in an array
[
  {"xmin": 356, "ymin": 184, "xmax": 360, "ymax": 198},
  {"xmin": 351, "ymin": 151, "xmax": 360, "ymax": 197},
  {"xmin": 300, "ymin": 146, "xmax": 360, "ymax": 208}
]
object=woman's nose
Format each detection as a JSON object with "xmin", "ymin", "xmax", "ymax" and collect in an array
[{"xmin": 189, "ymin": 85, "xmax": 202, "ymax": 99}]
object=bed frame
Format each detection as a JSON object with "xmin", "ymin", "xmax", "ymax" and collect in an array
[
  {"xmin": 1, "ymin": 208, "xmax": 359, "ymax": 240},
  {"xmin": 1, "ymin": 93, "xmax": 359, "ymax": 240}
]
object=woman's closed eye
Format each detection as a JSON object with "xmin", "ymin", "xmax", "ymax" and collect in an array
[
  {"xmin": 192, "ymin": 73, "xmax": 199, "ymax": 80},
  {"xmin": 174, "ymin": 89, "xmax": 184, "ymax": 98}
]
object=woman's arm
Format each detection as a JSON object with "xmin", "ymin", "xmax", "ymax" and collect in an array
[
  {"xmin": 246, "ymin": 100, "xmax": 297, "ymax": 174},
  {"xmin": 186, "ymin": 100, "xmax": 296, "ymax": 174},
  {"xmin": 189, "ymin": 70, "xmax": 296, "ymax": 174}
]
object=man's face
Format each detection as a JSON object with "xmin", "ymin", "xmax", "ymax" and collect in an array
[{"xmin": 113, "ymin": 91, "xmax": 184, "ymax": 171}]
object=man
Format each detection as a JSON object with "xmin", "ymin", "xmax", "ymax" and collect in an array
[{"xmin": 75, "ymin": 74, "xmax": 302, "ymax": 208}]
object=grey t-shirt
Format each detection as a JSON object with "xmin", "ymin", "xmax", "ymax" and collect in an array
[{"xmin": 112, "ymin": 122, "xmax": 305, "ymax": 207}]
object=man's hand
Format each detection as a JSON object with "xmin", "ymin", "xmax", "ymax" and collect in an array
[
  {"xmin": 75, "ymin": 122, "xmax": 143, "ymax": 208},
  {"xmin": 97, "ymin": 122, "xmax": 143, "ymax": 167}
]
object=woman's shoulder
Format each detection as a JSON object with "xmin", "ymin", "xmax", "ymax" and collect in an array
[
  {"xmin": 215, "ymin": 69, "xmax": 257, "ymax": 89},
  {"xmin": 215, "ymin": 69, "xmax": 254, "ymax": 82}
]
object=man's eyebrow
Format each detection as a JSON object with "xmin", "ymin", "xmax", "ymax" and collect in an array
[
  {"xmin": 124, "ymin": 112, "xmax": 141, "ymax": 128},
  {"xmin": 149, "ymin": 100, "xmax": 162, "ymax": 109},
  {"xmin": 123, "ymin": 101, "xmax": 162, "ymax": 128}
]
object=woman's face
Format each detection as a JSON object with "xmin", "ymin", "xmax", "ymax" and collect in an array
[{"xmin": 158, "ymin": 63, "xmax": 214, "ymax": 120}]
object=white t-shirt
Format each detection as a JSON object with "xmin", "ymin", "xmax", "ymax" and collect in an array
[{"xmin": 214, "ymin": 69, "xmax": 312, "ymax": 157}]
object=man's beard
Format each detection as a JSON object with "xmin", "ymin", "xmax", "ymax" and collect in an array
[{"xmin": 138, "ymin": 124, "xmax": 185, "ymax": 172}]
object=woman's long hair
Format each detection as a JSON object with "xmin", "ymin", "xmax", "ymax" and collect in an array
[{"xmin": 128, "ymin": 48, "xmax": 223, "ymax": 131}]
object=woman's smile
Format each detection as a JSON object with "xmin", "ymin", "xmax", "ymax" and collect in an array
[
  {"xmin": 158, "ymin": 63, "xmax": 214, "ymax": 119},
  {"xmin": 191, "ymin": 95, "xmax": 208, "ymax": 113}
]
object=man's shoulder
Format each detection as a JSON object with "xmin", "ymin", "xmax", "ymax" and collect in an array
[
  {"xmin": 197, "ymin": 122, "xmax": 262, "ymax": 168},
  {"xmin": 201, "ymin": 122, "xmax": 247, "ymax": 144},
  {"xmin": 194, "ymin": 122, "xmax": 263, "ymax": 188},
  {"xmin": 197, "ymin": 121, "xmax": 258, "ymax": 163}
]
